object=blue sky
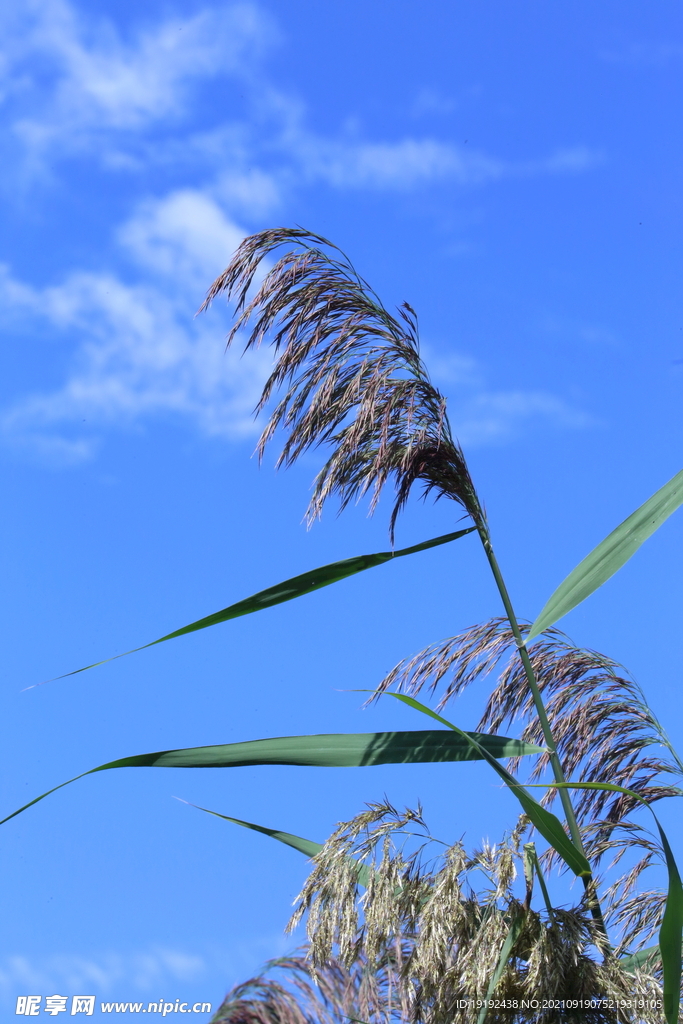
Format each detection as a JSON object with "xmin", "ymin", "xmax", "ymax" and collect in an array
[{"xmin": 0, "ymin": 0, "xmax": 682, "ymax": 1018}]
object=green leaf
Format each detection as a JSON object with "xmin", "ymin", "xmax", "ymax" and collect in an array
[
  {"xmin": 620, "ymin": 945, "xmax": 660, "ymax": 974},
  {"xmin": 528, "ymin": 469, "xmax": 683, "ymax": 641},
  {"xmin": 656, "ymin": 826, "xmax": 683, "ymax": 1024},
  {"xmin": 177, "ymin": 801, "xmax": 323, "ymax": 859},
  {"xmin": 477, "ymin": 912, "xmax": 525, "ymax": 1024},
  {"xmin": 36, "ymin": 528, "xmax": 474, "ymax": 687},
  {"xmin": 180, "ymin": 800, "xmax": 372, "ymax": 888},
  {"xmin": 523, "ymin": 842, "xmax": 554, "ymax": 921},
  {"xmin": 379, "ymin": 693, "xmax": 591, "ymax": 878},
  {"xmin": 0, "ymin": 728, "xmax": 541, "ymax": 826}
]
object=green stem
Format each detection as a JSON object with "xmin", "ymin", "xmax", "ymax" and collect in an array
[
  {"xmin": 524, "ymin": 843, "xmax": 556, "ymax": 925},
  {"xmin": 478, "ymin": 528, "xmax": 610, "ymax": 943}
]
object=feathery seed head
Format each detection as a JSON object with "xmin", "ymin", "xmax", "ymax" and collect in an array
[
  {"xmin": 200, "ymin": 229, "xmax": 484, "ymax": 540},
  {"xmin": 369, "ymin": 620, "xmax": 680, "ymax": 956},
  {"xmin": 285, "ymin": 803, "xmax": 667, "ymax": 1023}
]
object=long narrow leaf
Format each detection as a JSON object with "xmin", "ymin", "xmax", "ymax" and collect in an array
[
  {"xmin": 0, "ymin": 728, "xmax": 541, "ymax": 826},
  {"xmin": 182, "ymin": 801, "xmax": 373, "ymax": 889},
  {"xmin": 378, "ymin": 692, "xmax": 591, "ymax": 878},
  {"xmin": 176, "ymin": 800, "xmax": 323, "ymax": 858},
  {"xmin": 620, "ymin": 945, "xmax": 660, "ymax": 974},
  {"xmin": 34, "ymin": 528, "xmax": 474, "ymax": 688},
  {"xmin": 528, "ymin": 469, "xmax": 683, "ymax": 641},
  {"xmin": 477, "ymin": 913, "xmax": 525, "ymax": 1024},
  {"xmin": 523, "ymin": 842, "xmax": 555, "ymax": 921}
]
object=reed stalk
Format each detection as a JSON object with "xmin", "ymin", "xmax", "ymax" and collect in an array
[{"xmin": 478, "ymin": 527, "xmax": 610, "ymax": 941}]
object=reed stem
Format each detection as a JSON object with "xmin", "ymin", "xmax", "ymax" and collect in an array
[{"xmin": 478, "ymin": 527, "xmax": 610, "ymax": 943}]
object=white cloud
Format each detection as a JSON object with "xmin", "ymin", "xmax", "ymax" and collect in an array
[
  {"xmin": 284, "ymin": 133, "xmax": 602, "ymax": 191},
  {"xmin": 118, "ymin": 190, "xmax": 246, "ymax": 287},
  {"xmin": 214, "ymin": 168, "xmax": 281, "ymax": 218},
  {"xmin": 452, "ymin": 390, "xmax": 592, "ymax": 446},
  {"xmin": 0, "ymin": 0, "xmax": 602, "ymax": 193},
  {"xmin": 0, "ymin": 934, "xmax": 291, "ymax": 1001},
  {"xmin": 423, "ymin": 341, "xmax": 591, "ymax": 446},
  {"xmin": 1, "ymin": 270, "xmax": 272, "ymax": 457},
  {"xmin": 530, "ymin": 146, "xmax": 603, "ymax": 175},
  {"xmin": 422, "ymin": 346, "xmax": 482, "ymax": 388},
  {"xmin": 409, "ymin": 87, "xmax": 459, "ymax": 118},
  {"xmin": 293, "ymin": 137, "xmax": 501, "ymax": 189},
  {"xmin": 538, "ymin": 315, "xmax": 619, "ymax": 348},
  {"xmin": 0, "ymin": 947, "xmax": 205, "ymax": 996},
  {"xmin": 0, "ymin": 192, "xmax": 273, "ymax": 463},
  {"xmin": 0, "ymin": 185, "xmax": 591, "ymax": 464},
  {"xmin": 1, "ymin": 0, "xmax": 275, "ymax": 153},
  {"xmin": 0, "ymin": 2, "xmax": 602, "ymax": 464}
]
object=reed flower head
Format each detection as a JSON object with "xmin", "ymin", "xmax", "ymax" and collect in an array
[
  {"xmin": 211, "ymin": 952, "xmax": 392, "ymax": 1024},
  {"xmin": 283, "ymin": 802, "xmax": 665, "ymax": 1023},
  {"xmin": 371, "ymin": 619, "xmax": 682, "ymax": 955},
  {"xmin": 201, "ymin": 229, "xmax": 484, "ymax": 540}
]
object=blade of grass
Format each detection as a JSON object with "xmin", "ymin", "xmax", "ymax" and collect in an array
[
  {"xmin": 375, "ymin": 692, "xmax": 591, "ymax": 878},
  {"xmin": 476, "ymin": 912, "xmax": 525, "ymax": 1024},
  {"xmin": 34, "ymin": 528, "xmax": 474, "ymax": 688},
  {"xmin": 0, "ymin": 728, "xmax": 541, "ymax": 826},
  {"xmin": 528, "ymin": 469, "xmax": 683, "ymax": 641},
  {"xmin": 174, "ymin": 800, "xmax": 323, "ymax": 858},
  {"xmin": 523, "ymin": 842, "xmax": 555, "ymax": 922},
  {"xmin": 620, "ymin": 945, "xmax": 660, "ymax": 975},
  {"xmin": 178, "ymin": 800, "xmax": 372, "ymax": 887}
]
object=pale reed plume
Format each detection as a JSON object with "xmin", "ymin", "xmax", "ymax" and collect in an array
[{"xmin": 286, "ymin": 802, "xmax": 667, "ymax": 1023}]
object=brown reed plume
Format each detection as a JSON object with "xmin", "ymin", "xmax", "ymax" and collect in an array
[
  {"xmin": 373, "ymin": 620, "xmax": 680, "ymax": 844},
  {"xmin": 200, "ymin": 228, "xmax": 484, "ymax": 540},
  {"xmin": 370, "ymin": 619, "xmax": 682, "ymax": 951},
  {"xmin": 211, "ymin": 951, "xmax": 401, "ymax": 1024}
]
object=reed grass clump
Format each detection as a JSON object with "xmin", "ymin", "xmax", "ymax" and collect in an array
[{"xmin": 6, "ymin": 229, "xmax": 681, "ymax": 1024}]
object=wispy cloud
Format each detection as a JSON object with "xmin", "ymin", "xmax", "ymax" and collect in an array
[
  {"xmin": 0, "ymin": 183, "xmax": 593, "ymax": 465},
  {"xmin": 423, "ymin": 343, "xmax": 591, "ymax": 447},
  {"xmin": 273, "ymin": 115, "xmax": 602, "ymax": 191},
  {"xmin": 419, "ymin": 338, "xmax": 592, "ymax": 446},
  {"xmin": 538, "ymin": 315, "xmax": 619, "ymax": 348},
  {"xmin": 1, "ymin": 0, "xmax": 275, "ymax": 156},
  {"xmin": 409, "ymin": 87, "xmax": 459, "ymax": 118},
  {"xmin": 117, "ymin": 189, "xmax": 247, "ymax": 288},
  {"xmin": 0, "ymin": 0, "xmax": 603, "ymax": 193},
  {"xmin": 294, "ymin": 137, "xmax": 504, "ymax": 189},
  {"xmin": 0, "ymin": 1, "xmax": 601, "ymax": 465},
  {"xmin": 0, "ymin": 948, "xmax": 205, "ymax": 996},
  {"xmin": 0, "ymin": 192, "xmax": 273, "ymax": 463},
  {"xmin": 451, "ymin": 389, "xmax": 592, "ymax": 446},
  {"xmin": 525, "ymin": 145, "xmax": 603, "ymax": 175},
  {"xmin": 0, "ymin": 934, "xmax": 291, "ymax": 1001},
  {"xmin": 599, "ymin": 40, "xmax": 683, "ymax": 66}
]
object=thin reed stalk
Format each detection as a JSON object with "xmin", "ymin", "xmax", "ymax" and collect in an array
[{"xmin": 478, "ymin": 532, "xmax": 609, "ymax": 939}]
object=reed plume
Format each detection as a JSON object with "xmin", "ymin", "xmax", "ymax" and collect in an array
[
  {"xmin": 201, "ymin": 228, "xmax": 483, "ymax": 540},
  {"xmin": 285, "ymin": 802, "xmax": 666, "ymax": 1023}
]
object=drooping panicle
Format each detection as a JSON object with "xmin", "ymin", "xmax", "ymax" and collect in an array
[
  {"xmin": 200, "ymin": 229, "xmax": 484, "ymax": 540},
  {"xmin": 373, "ymin": 620, "xmax": 680, "ymax": 850},
  {"xmin": 211, "ymin": 952, "xmax": 393, "ymax": 1024},
  {"xmin": 370, "ymin": 618, "xmax": 681, "ymax": 951}
]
